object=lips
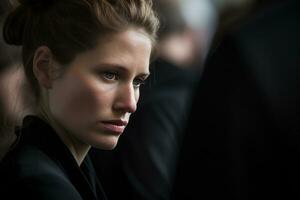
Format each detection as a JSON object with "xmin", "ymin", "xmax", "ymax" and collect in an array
[
  {"xmin": 103, "ymin": 120, "xmax": 128, "ymax": 126},
  {"xmin": 100, "ymin": 120, "xmax": 128, "ymax": 134}
]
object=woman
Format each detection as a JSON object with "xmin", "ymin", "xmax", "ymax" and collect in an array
[{"xmin": 0, "ymin": 0, "xmax": 159, "ymax": 199}]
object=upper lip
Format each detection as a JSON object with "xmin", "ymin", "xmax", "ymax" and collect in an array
[{"xmin": 102, "ymin": 120, "xmax": 128, "ymax": 126}]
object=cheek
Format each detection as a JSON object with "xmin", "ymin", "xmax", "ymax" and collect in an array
[{"xmin": 49, "ymin": 75, "xmax": 110, "ymax": 123}]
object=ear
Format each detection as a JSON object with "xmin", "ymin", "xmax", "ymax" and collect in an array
[{"xmin": 32, "ymin": 46, "xmax": 54, "ymax": 89}]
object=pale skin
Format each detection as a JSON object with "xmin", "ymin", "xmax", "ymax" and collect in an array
[{"xmin": 32, "ymin": 28, "xmax": 152, "ymax": 165}]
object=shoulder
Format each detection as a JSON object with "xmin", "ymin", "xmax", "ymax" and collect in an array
[
  {"xmin": 1, "ymin": 144, "xmax": 62, "ymax": 177},
  {"xmin": 0, "ymin": 145, "xmax": 82, "ymax": 200},
  {"xmin": 149, "ymin": 59, "xmax": 199, "ymax": 89}
]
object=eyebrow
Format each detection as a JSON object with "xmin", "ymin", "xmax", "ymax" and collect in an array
[
  {"xmin": 137, "ymin": 72, "xmax": 151, "ymax": 79},
  {"xmin": 97, "ymin": 63, "xmax": 150, "ymax": 77}
]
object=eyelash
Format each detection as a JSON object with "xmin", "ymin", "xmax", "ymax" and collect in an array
[
  {"xmin": 103, "ymin": 72, "xmax": 118, "ymax": 81},
  {"xmin": 133, "ymin": 78, "xmax": 146, "ymax": 88},
  {"xmin": 102, "ymin": 71, "xmax": 146, "ymax": 89}
]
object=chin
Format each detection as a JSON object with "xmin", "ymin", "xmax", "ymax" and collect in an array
[
  {"xmin": 93, "ymin": 139, "xmax": 119, "ymax": 150},
  {"xmin": 100, "ymin": 143, "xmax": 117, "ymax": 150}
]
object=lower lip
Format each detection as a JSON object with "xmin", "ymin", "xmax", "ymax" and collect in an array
[{"xmin": 100, "ymin": 123, "xmax": 125, "ymax": 135}]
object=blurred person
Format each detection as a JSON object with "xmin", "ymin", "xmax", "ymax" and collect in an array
[
  {"xmin": 91, "ymin": 0, "xmax": 200, "ymax": 199},
  {"xmin": 0, "ymin": 0, "xmax": 33, "ymax": 160},
  {"xmin": 210, "ymin": 0, "xmax": 273, "ymax": 45},
  {"xmin": 179, "ymin": 0, "xmax": 218, "ymax": 66},
  {"xmin": 0, "ymin": 64, "xmax": 28, "ymax": 160},
  {"xmin": 172, "ymin": 0, "xmax": 300, "ymax": 199},
  {"xmin": 0, "ymin": 0, "xmax": 159, "ymax": 199}
]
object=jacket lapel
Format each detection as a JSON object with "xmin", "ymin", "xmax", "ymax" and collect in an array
[{"xmin": 20, "ymin": 116, "xmax": 106, "ymax": 200}]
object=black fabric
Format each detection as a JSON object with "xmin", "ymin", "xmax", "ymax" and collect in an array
[
  {"xmin": 91, "ymin": 58, "xmax": 199, "ymax": 200},
  {"xmin": 0, "ymin": 115, "xmax": 107, "ymax": 200},
  {"xmin": 173, "ymin": 0, "xmax": 300, "ymax": 199}
]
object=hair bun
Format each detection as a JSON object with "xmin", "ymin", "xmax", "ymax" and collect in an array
[
  {"xmin": 2, "ymin": 5, "xmax": 26, "ymax": 46},
  {"xmin": 3, "ymin": 0, "xmax": 56, "ymax": 46}
]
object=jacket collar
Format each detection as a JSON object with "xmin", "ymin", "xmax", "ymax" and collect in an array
[{"xmin": 19, "ymin": 115, "xmax": 107, "ymax": 200}]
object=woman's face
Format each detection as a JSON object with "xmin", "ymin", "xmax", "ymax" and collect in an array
[{"xmin": 48, "ymin": 29, "xmax": 152, "ymax": 150}]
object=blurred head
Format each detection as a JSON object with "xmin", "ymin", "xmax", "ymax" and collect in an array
[
  {"xmin": 0, "ymin": 0, "xmax": 33, "ymax": 159},
  {"xmin": 152, "ymin": 0, "xmax": 204, "ymax": 67},
  {"xmin": 0, "ymin": 26, "xmax": 23, "ymax": 128},
  {"xmin": 152, "ymin": 0, "xmax": 186, "ymax": 41},
  {"xmin": 3, "ymin": 0, "xmax": 159, "ymax": 150}
]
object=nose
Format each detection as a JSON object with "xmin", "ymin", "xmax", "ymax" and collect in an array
[{"xmin": 113, "ymin": 83, "xmax": 138, "ymax": 114}]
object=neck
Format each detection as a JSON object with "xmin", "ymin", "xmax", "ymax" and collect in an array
[{"xmin": 38, "ymin": 102, "xmax": 90, "ymax": 166}]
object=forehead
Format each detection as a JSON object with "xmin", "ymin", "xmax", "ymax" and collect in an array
[
  {"xmin": 95, "ymin": 28, "xmax": 152, "ymax": 57},
  {"xmin": 70, "ymin": 28, "xmax": 153, "ymax": 73}
]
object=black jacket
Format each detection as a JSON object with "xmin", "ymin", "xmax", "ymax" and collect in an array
[
  {"xmin": 0, "ymin": 116, "xmax": 107, "ymax": 200},
  {"xmin": 173, "ymin": 0, "xmax": 300, "ymax": 199}
]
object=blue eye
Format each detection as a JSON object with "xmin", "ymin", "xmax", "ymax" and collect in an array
[
  {"xmin": 133, "ymin": 79, "xmax": 146, "ymax": 88},
  {"xmin": 103, "ymin": 72, "xmax": 118, "ymax": 80}
]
